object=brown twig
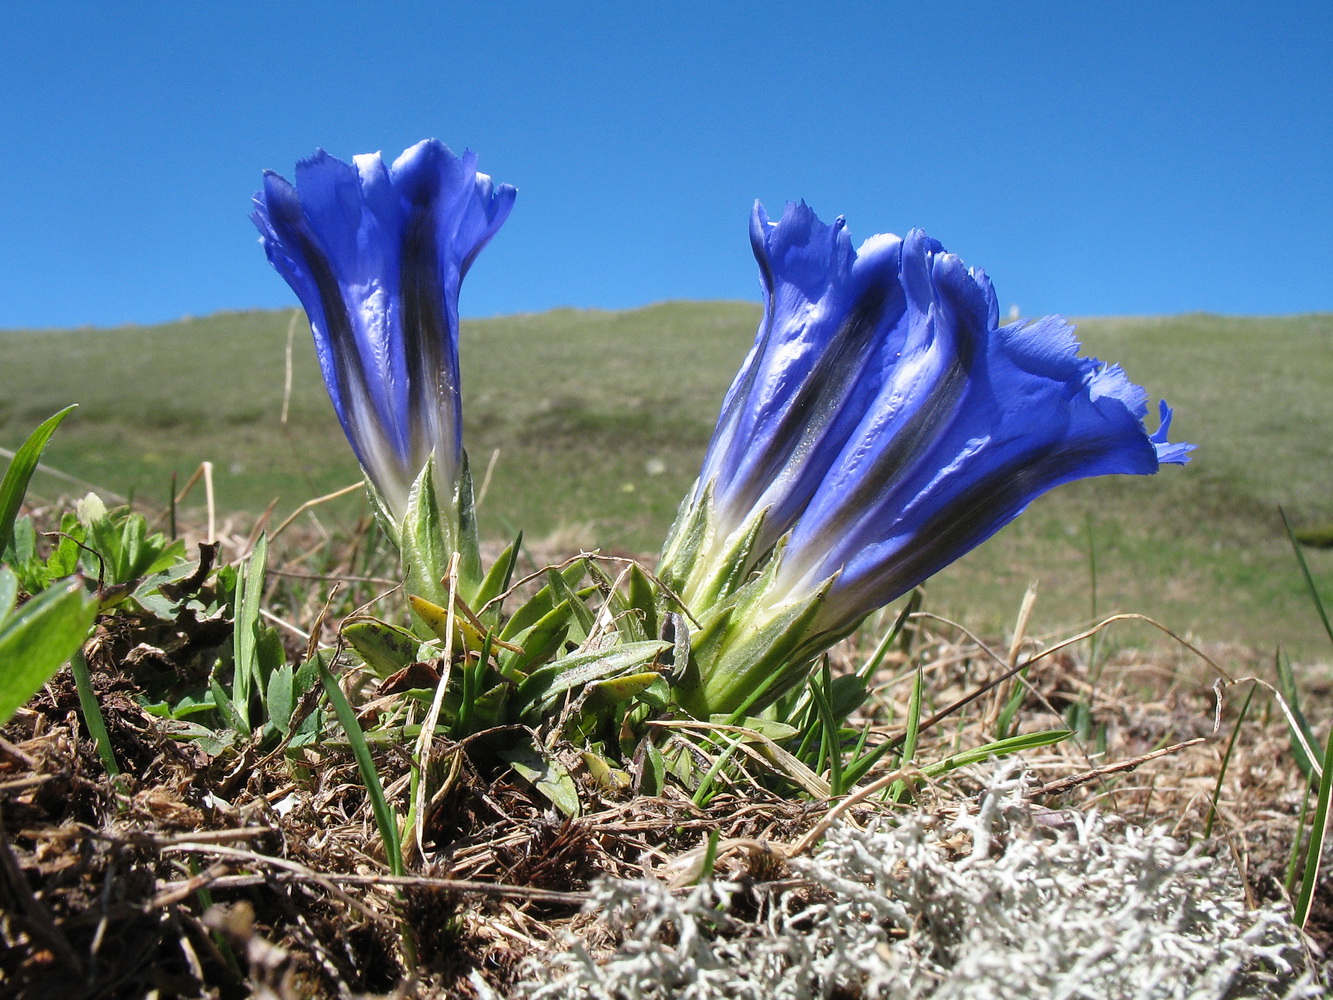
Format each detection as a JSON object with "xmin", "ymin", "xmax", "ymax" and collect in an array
[{"xmin": 1029, "ymin": 738, "xmax": 1208, "ymax": 797}]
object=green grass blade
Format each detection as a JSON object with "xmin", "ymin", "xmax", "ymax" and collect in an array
[
  {"xmin": 1203, "ymin": 680, "xmax": 1257, "ymax": 839},
  {"xmin": 0, "ymin": 404, "xmax": 77, "ymax": 557},
  {"xmin": 231, "ymin": 534, "xmax": 268, "ymax": 732},
  {"xmin": 69, "ymin": 649, "xmax": 120, "ymax": 777},
  {"xmin": 319, "ymin": 660, "xmax": 403, "ymax": 876},
  {"xmin": 1285, "ymin": 783, "xmax": 1313, "ymax": 894},
  {"xmin": 810, "ymin": 662, "xmax": 843, "ymax": 795},
  {"xmin": 0, "ymin": 573, "xmax": 99, "ymax": 725},
  {"xmin": 691, "ymin": 732, "xmax": 743, "ymax": 808},
  {"xmin": 1275, "ymin": 650, "xmax": 1319, "ymax": 782},
  {"xmin": 890, "ymin": 665, "xmax": 924, "ymax": 802},
  {"xmin": 1281, "ymin": 507, "xmax": 1333, "ymax": 647},
  {"xmin": 1294, "ymin": 711, "xmax": 1333, "ymax": 928},
  {"xmin": 920, "ymin": 729, "xmax": 1073, "ymax": 777}
]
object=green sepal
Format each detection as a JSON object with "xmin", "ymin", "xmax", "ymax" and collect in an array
[
  {"xmin": 656, "ymin": 478, "xmax": 712, "ymax": 595},
  {"xmin": 361, "ymin": 474, "xmax": 402, "ymax": 549},
  {"xmin": 656, "ymin": 479, "xmax": 769, "ymax": 611},
  {"xmin": 399, "ymin": 456, "xmax": 454, "ymax": 612},
  {"xmin": 684, "ymin": 505, "xmax": 769, "ymax": 611},
  {"xmin": 454, "ymin": 450, "xmax": 483, "ymax": 602},
  {"xmin": 675, "ymin": 569, "xmax": 832, "ymax": 720}
]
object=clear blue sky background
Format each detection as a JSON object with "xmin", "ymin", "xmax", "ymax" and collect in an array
[{"xmin": 1, "ymin": 1, "xmax": 1329, "ymax": 330}]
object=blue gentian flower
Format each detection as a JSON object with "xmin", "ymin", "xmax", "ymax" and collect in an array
[
  {"xmin": 661, "ymin": 201, "xmax": 1192, "ymax": 716},
  {"xmin": 252, "ymin": 140, "xmax": 515, "ymax": 523}
]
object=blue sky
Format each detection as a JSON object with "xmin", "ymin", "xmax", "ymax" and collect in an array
[{"xmin": 1, "ymin": 1, "xmax": 1329, "ymax": 329}]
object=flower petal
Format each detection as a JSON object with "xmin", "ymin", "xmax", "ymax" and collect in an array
[{"xmin": 252, "ymin": 140, "xmax": 515, "ymax": 519}]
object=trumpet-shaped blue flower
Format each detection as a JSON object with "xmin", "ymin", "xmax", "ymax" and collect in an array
[
  {"xmin": 252, "ymin": 140, "xmax": 515, "ymax": 524},
  {"xmin": 661, "ymin": 201, "xmax": 1192, "ymax": 716}
]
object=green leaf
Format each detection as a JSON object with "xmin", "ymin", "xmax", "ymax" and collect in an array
[
  {"xmin": 0, "ymin": 404, "xmax": 77, "ymax": 559},
  {"xmin": 343, "ymin": 619, "xmax": 426, "ymax": 679},
  {"xmin": 704, "ymin": 715, "xmax": 799, "ymax": 741},
  {"xmin": 474, "ymin": 533, "xmax": 522, "ymax": 626},
  {"xmin": 544, "ymin": 565, "xmax": 595, "ymax": 640},
  {"xmin": 499, "ymin": 741, "xmax": 581, "ymax": 818},
  {"xmin": 455, "ymin": 451, "xmax": 483, "ymax": 601},
  {"xmin": 639, "ymin": 740, "xmax": 666, "ymax": 795},
  {"xmin": 210, "ymin": 675, "xmax": 248, "ymax": 735},
  {"xmin": 320, "ymin": 660, "xmax": 403, "ymax": 875},
  {"xmin": 497, "ymin": 600, "xmax": 573, "ymax": 679},
  {"xmin": 231, "ymin": 535, "xmax": 268, "ymax": 730},
  {"xmin": 582, "ymin": 671, "xmax": 663, "ymax": 711},
  {"xmin": 0, "ymin": 567, "xmax": 17, "ymax": 621},
  {"xmin": 266, "ymin": 662, "xmax": 295, "ymax": 737},
  {"xmin": 585, "ymin": 561, "xmax": 646, "ymax": 643},
  {"xmin": 516, "ymin": 640, "xmax": 669, "ymax": 719},
  {"xmin": 499, "ymin": 561, "xmax": 586, "ymax": 640},
  {"xmin": 0, "ymin": 574, "xmax": 98, "ymax": 725},
  {"xmin": 627, "ymin": 564, "xmax": 658, "ymax": 641},
  {"xmin": 920, "ymin": 729, "xmax": 1073, "ymax": 777}
]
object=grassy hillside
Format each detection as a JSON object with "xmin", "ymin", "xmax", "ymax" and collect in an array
[{"xmin": 3, "ymin": 305, "xmax": 1331, "ymax": 661}]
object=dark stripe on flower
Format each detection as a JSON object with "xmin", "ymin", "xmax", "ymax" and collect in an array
[
  {"xmin": 732, "ymin": 280, "xmax": 890, "ymax": 514},
  {"xmin": 400, "ymin": 204, "xmax": 449, "ymax": 461},
  {"xmin": 846, "ymin": 438, "xmax": 1104, "ymax": 613},
  {"xmin": 279, "ymin": 222, "xmax": 369, "ymax": 459},
  {"xmin": 812, "ymin": 302, "xmax": 980, "ymax": 543}
]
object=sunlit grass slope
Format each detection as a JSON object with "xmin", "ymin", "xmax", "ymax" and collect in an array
[{"xmin": 2, "ymin": 306, "xmax": 1330, "ymax": 659}]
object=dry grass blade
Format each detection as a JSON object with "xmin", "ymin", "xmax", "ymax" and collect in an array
[
  {"xmin": 1031, "ymin": 738, "xmax": 1208, "ymax": 797},
  {"xmin": 651, "ymin": 719, "xmax": 832, "ymax": 798}
]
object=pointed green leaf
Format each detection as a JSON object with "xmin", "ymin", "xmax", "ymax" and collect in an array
[
  {"xmin": 474, "ymin": 533, "xmax": 522, "ymax": 625},
  {"xmin": 627, "ymin": 563, "xmax": 658, "ymax": 640},
  {"xmin": 455, "ymin": 451, "xmax": 483, "ymax": 601},
  {"xmin": 231, "ymin": 534, "xmax": 268, "ymax": 730},
  {"xmin": 583, "ymin": 671, "xmax": 662, "ymax": 710},
  {"xmin": 498, "ymin": 599, "xmax": 573, "ymax": 679},
  {"xmin": 921, "ymin": 729, "xmax": 1073, "ymax": 777},
  {"xmin": 0, "ymin": 404, "xmax": 77, "ymax": 558},
  {"xmin": 545, "ymin": 565, "xmax": 595, "ymax": 640},
  {"xmin": 266, "ymin": 662, "xmax": 295, "ymax": 736},
  {"xmin": 516, "ymin": 640, "xmax": 669, "ymax": 718},
  {"xmin": 0, "ymin": 575, "xmax": 98, "ymax": 725},
  {"xmin": 499, "ymin": 741, "xmax": 581, "ymax": 818},
  {"xmin": 343, "ymin": 619, "xmax": 425, "ymax": 679},
  {"xmin": 0, "ymin": 567, "xmax": 17, "ymax": 621},
  {"xmin": 499, "ymin": 561, "xmax": 586, "ymax": 640},
  {"xmin": 586, "ymin": 561, "xmax": 647, "ymax": 643}
]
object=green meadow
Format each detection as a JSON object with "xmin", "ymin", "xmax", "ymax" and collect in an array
[{"xmin": 2, "ymin": 305, "xmax": 1331, "ymax": 661}]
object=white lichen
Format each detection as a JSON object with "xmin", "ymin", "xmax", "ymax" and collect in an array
[{"xmin": 483, "ymin": 767, "xmax": 1321, "ymax": 1000}]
